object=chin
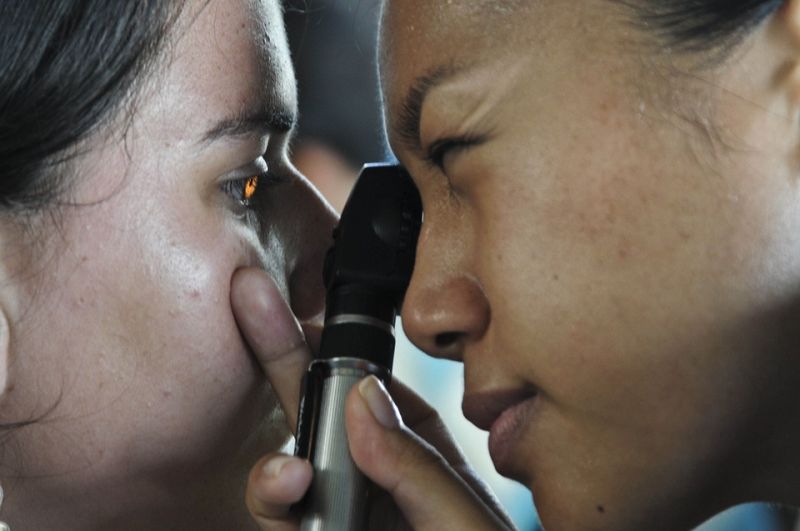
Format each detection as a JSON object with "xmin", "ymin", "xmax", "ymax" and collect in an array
[{"xmin": 535, "ymin": 489, "xmax": 718, "ymax": 531}]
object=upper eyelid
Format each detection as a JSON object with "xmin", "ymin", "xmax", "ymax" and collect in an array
[
  {"xmin": 223, "ymin": 156, "xmax": 268, "ymax": 179},
  {"xmin": 225, "ymin": 164, "xmax": 291, "ymax": 187},
  {"xmin": 424, "ymin": 134, "xmax": 488, "ymax": 170}
]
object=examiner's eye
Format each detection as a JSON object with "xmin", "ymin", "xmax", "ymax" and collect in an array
[{"xmin": 425, "ymin": 135, "xmax": 486, "ymax": 171}]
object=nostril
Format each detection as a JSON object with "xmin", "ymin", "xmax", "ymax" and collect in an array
[{"xmin": 434, "ymin": 331, "xmax": 462, "ymax": 349}]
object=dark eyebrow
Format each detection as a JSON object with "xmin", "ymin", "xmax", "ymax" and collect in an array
[
  {"xmin": 200, "ymin": 106, "xmax": 297, "ymax": 145},
  {"xmin": 394, "ymin": 64, "xmax": 464, "ymax": 152}
]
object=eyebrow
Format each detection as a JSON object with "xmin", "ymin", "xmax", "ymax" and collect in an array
[
  {"xmin": 394, "ymin": 64, "xmax": 465, "ymax": 152},
  {"xmin": 200, "ymin": 106, "xmax": 297, "ymax": 145}
]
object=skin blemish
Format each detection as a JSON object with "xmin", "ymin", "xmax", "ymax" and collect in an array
[{"xmin": 597, "ymin": 505, "xmax": 605, "ymax": 514}]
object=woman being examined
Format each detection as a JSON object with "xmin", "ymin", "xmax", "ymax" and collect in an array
[
  {"xmin": 0, "ymin": 1, "xmax": 335, "ymax": 529},
  {"xmin": 247, "ymin": 1, "xmax": 800, "ymax": 530}
]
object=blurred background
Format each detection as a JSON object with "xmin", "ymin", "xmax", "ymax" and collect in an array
[{"xmin": 284, "ymin": 1, "xmax": 797, "ymax": 529}]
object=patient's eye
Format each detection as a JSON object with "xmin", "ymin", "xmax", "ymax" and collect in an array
[{"xmin": 223, "ymin": 173, "xmax": 261, "ymax": 208}]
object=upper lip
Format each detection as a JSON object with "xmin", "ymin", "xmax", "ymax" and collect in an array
[{"xmin": 462, "ymin": 387, "xmax": 537, "ymax": 431}]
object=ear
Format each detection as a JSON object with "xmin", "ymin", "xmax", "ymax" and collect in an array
[
  {"xmin": 0, "ymin": 233, "xmax": 20, "ymax": 402},
  {"xmin": 0, "ymin": 307, "xmax": 10, "ymax": 399},
  {"xmin": 781, "ymin": 0, "xmax": 800, "ymax": 103}
]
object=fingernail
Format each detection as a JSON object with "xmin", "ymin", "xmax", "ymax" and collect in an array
[
  {"xmin": 358, "ymin": 376, "xmax": 401, "ymax": 429},
  {"xmin": 262, "ymin": 455, "xmax": 294, "ymax": 478}
]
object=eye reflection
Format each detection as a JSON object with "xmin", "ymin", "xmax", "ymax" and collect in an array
[
  {"xmin": 243, "ymin": 175, "xmax": 258, "ymax": 203},
  {"xmin": 223, "ymin": 173, "xmax": 262, "ymax": 209}
]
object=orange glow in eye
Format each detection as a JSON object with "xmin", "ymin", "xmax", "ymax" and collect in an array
[{"xmin": 244, "ymin": 175, "xmax": 258, "ymax": 200}]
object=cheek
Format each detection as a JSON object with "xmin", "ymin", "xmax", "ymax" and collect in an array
[
  {"xmin": 113, "ymin": 200, "xmax": 270, "ymax": 405},
  {"xmin": 15, "ymin": 192, "xmax": 279, "ymax": 474},
  {"xmin": 474, "ymin": 116, "xmax": 785, "ymax": 442}
]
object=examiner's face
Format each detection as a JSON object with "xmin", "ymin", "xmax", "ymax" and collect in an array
[
  {"xmin": 384, "ymin": 1, "xmax": 800, "ymax": 530},
  {"xmin": 4, "ymin": 0, "xmax": 334, "ymax": 528}
]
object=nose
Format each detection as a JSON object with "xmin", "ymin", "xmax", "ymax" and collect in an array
[
  {"xmin": 284, "ymin": 173, "xmax": 338, "ymax": 324},
  {"xmin": 400, "ymin": 223, "xmax": 490, "ymax": 361}
]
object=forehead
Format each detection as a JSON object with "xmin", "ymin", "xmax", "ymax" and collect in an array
[
  {"xmin": 379, "ymin": 1, "xmax": 618, "ymax": 143},
  {"xmin": 380, "ymin": 1, "xmax": 538, "ymax": 135},
  {"xmin": 142, "ymin": 0, "xmax": 296, "ymax": 144},
  {"xmin": 380, "ymin": 2, "xmax": 537, "ymax": 78}
]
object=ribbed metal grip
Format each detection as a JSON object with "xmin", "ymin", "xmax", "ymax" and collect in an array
[{"xmin": 300, "ymin": 364, "xmax": 374, "ymax": 531}]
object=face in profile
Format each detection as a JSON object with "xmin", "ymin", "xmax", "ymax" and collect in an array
[
  {"xmin": 0, "ymin": 0, "xmax": 334, "ymax": 528},
  {"xmin": 383, "ymin": 1, "xmax": 800, "ymax": 529}
]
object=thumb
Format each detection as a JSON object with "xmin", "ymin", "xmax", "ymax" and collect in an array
[{"xmin": 345, "ymin": 376, "xmax": 511, "ymax": 531}]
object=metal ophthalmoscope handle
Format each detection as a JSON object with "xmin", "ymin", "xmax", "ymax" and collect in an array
[
  {"xmin": 298, "ymin": 358, "xmax": 388, "ymax": 531},
  {"xmin": 294, "ymin": 164, "xmax": 422, "ymax": 531}
]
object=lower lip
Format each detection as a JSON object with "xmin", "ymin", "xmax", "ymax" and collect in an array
[{"xmin": 488, "ymin": 397, "xmax": 537, "ymax": 474}]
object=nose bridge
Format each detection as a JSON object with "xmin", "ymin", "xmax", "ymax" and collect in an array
[
  {"xmin": 410, "ymin": 211, "xmax": 463, "ymax": 288},
  {"xmin": 401, "ymin": 207, "xmax": 490, "ymax": 360}
]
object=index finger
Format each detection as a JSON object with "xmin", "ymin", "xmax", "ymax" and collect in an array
[
  {"xmin": 231, "ymin": 267, "xmax": 311, "ymax": 433},
  {"xmin": 387, "ymin": 378, "xmax": 515, "ymax": 529}
]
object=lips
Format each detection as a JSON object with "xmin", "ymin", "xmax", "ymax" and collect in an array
[
  {"xmin": 462, "ymin": 387, "xmax": 537, "ymax": 474},
  {"xmin": 462, "ymin": 387, "xmax": 537, "ymax": 431}
]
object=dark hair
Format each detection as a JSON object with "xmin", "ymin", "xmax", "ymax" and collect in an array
[
  {"xmin": 622, "ymin": 0, "xmax": 784, "ymax": 54},
  {"xmin": 0, "ymin": 1, "xmax": 184, "ymax": 212}
]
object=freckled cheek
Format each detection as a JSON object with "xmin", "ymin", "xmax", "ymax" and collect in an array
[
  {"xmin": 135, "ymin": 234, "xmax": 255, "ymax": 368},
  {"xmin": 474, "ymin": 204, "xmax": 650, "ymax": 395},
  {"xmin": 130, "ymin": 231, "xmax": 272, "ymax": 418}
]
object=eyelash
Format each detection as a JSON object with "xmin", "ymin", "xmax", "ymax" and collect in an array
[{"xmin": 424, "ymin": 135, "xmax": 485, "ymax": 170}]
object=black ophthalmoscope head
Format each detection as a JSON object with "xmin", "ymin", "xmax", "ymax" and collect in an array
[{"xmin": 318, "ymin": 163, "xmax": 423, "ymax": 369}]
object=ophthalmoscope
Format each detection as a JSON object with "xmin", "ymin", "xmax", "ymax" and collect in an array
[{"xmin": 295, "ymin": 163, "xmax": 423, "ymax": 531}]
